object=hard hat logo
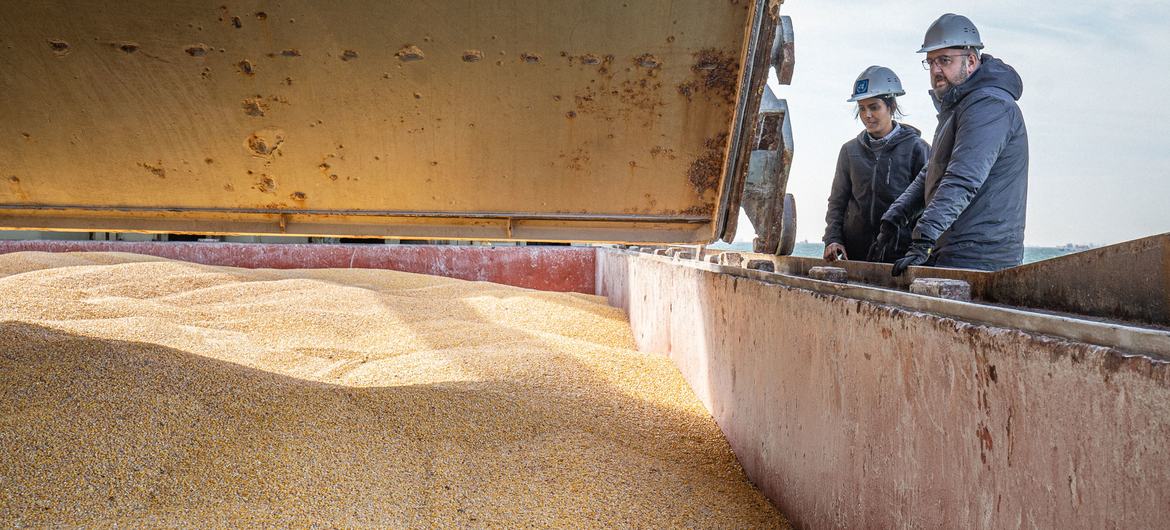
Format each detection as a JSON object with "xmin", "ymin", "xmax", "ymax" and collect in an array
[
  {"xmin": 846, "ymin": 66, "xmax": 905, "ymax": 102},
  {"xmin": 918, "ymin": 13, "xmax": 984, "ymax": 53}
]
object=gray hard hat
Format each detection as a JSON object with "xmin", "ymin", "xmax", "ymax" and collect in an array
[
  {"xmin": 847, "ymin": 65, "xmax": 905, "ymax": 102},
  {"xmin": 918, "ymin": 13, "xmax": 984, "ymax": 53}
]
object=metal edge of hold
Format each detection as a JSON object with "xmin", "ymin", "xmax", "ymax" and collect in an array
[
  {"xmin": 617, "ymin": 249, "xmax": 1170, "ymax": 363},
  {"xmin": 714, "ymin": 0, "xmax": 773, "ymax": 242},
  {"xmin": 0, "ymin": 204, "xmax": 710, "ymax": 223}
]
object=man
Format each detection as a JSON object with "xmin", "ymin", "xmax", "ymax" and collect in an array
[{"xmin": 872, "ymin": 13, "xmax": 1029, "ymax": 274}]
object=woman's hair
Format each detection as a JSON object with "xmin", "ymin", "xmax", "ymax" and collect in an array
[{"xmin": 854, "ymin": 95, "xmax": 905, "ymax": 119}]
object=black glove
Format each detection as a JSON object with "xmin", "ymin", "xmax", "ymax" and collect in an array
[
  {"xmin": 891, "ymin": 238, "xmax": 934, "ymax": 277},
  {"xmin": 866, "ymin": 221, "xmax": 898, "ymax": 262}
]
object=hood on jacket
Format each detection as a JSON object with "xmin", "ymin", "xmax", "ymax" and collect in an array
[
  {"xmin": 857, "ymin": 122, "xmax": 924, "ymax": 153},
  {"xmin": 931, "ymin": 54, "xmax": 1023, "ymax": 110}
]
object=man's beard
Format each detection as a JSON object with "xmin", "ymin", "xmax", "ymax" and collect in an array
[{"xmin": 935, "ymin": 61, "xmax": 971, "ymax": 94}]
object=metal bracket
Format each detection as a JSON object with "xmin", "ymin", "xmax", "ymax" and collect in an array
[
  {"xmin": 718, "ymin": 7, "xmax": 793, "ymax": 244},
  {"xmin": 772, "ymin": 16, "xmax": 795, "ymax": 85},
  {"xmin": 741, "ymin": 85, "xmax": 796, "ymax": 255}
]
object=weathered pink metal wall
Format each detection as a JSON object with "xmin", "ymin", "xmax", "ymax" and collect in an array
[
  {"xmin": 597, "ymin": 250, "xmax": 1170, "ymax": 529},
  {"xmin": 0, "ymin": 241, "xmax": 596, "ymax": 294}
]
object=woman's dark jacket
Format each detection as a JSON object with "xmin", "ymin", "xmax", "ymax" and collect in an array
[{"xmin": 822, "ymin": 123, "xmax": 930, "ymax": 262}]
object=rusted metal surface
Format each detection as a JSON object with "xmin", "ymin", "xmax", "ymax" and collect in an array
[
  {"xmin": 739, "ymin": 87, "xmax": 795, "ymax": 254},
  {"xmin": 716, "ymin": 0, "xmax": 782, "ymax": 244},
  {"xmin": 986, "ymin": 233, "xmax": 1170, "ymax": 327},
  {"xmin": 0, "ymin": 208, "xmax": 711, "ymax": 244},
  {"xmin": 0, "ymin": 0, "xmax": 776, "ymax": 244},
  {"xmin": 655, "ymin": 250, "xmax": 1170, "ymax": 360},
  {"xmin": 764, "ymin": 233, "xmax": 1170, "ymax": 328},
  {"xmin": 768, "ymin": 253, "xmax": 995, "ymax": 297},
  {"xmin": 807, "ymin": 266, "xmax": 846, "ymax": 283},
  {"xmin": 771, "ymin": 16, "xmax": 795, "ymax": 85},
  {"xmin": 0, "ymin": 240, "xmax": 597, "ymax": 293},
  {"xmin": 910, "ymin": 277, "xmax": 972, "ymax": 301},
  {"xmin": 597, "ymin": 249, "xmax": 1170, "ymax": 528}
]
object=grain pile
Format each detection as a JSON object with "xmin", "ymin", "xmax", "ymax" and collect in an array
[{"xmin": 0, "ymin": 251, "xmax": 787, "ymax": 528}]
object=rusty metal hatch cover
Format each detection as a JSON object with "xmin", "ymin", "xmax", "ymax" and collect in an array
[{"xmin": 0, "ymin": 0, "xmax": 779, "ymax": 243}]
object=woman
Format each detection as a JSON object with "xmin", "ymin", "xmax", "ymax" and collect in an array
[{"xmin": 822, "ymin": 65, "xmax": 929, "ymax": 263}]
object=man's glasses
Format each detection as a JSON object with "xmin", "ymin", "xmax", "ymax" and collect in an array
[{"xmin": 921, "ymin": 54, "xmax": 968, "ymax": 70}]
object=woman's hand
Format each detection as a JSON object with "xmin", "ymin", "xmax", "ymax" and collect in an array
[{"xmin": 823, "ymin": 243, "xmax": 847, "ymax": 262}]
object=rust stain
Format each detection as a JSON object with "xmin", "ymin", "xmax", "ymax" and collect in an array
[
  {"xmin": 681, "ymin": 48, "xmax": 739, "ymax": 104},
  {"xmin": 246, "ymin": 128, "xmax": 285, "ymax": 157},
  {"xmin": 634, "ymin": 53, "xmax": 661, "ymax": 69},
  {"xmin": 241, "ymin": 98, "xmax": 268, "ymax": 117},
  {"xmin": 559, "ymin": 148, "xmax": 590, "ymax": 171},
  {"xmin": 138, "ymin": 162, "xmax": 166, "ymax": 178},
  {"xmin": 572, "ymin": 55, "xmax": 663, "ymax": 126},
  {"xmin": 976, "ymin": 423, "xmax": 994, "ymax": 464},
  {"xmin": 6, "ymin": 176, "xmax": 29, "ymax": 201},
  {"xmin": 395, "ymin": 45, "xmax": 424, "ymax": 62},
  {"xmin": 254, "ymin": 176, "xmax": 276, "ymax": 193},
  {"xmin": 681, "ymin": 204, "xmax": 715, "ymax": 217},
  {"xmin": 757, "ymin": 114, "xmax": 782, "ymax": 150},
  {"xmin": 650, "ymin": 146, "xmax": 677, "ymax": 160},
  {"xmin": 598, "ymin": 54, "xmax": 615, "ymax": 75},
  {"xmin": 184, "ymin": 44, "xmax": 209, "ymax": 57},
  {"xmin": 619, "ymin": 77, "xmax": 665, "ymax": 116},
  {"xmin": 47, "ymin": 39, "xmax": 70, "ymax": 56},
  {"xmin": 319, "ymin": 155, "xmax": 344, "ymax": 182},
  {"xmin": 687, "ymin": 133, "xmax": 728, "ymax": 194}
]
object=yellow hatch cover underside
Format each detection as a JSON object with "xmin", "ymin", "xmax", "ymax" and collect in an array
[{"xmin": 0, "ymin": 1, "xmax": 773, "ymax": 242}]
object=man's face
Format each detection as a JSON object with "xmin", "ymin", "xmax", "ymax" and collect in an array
[{"xmin": 926, "ymin": 48, "xmax": 974, "ymax": 94}]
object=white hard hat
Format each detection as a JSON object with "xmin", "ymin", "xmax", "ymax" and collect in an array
[
  {"xmin": 847, "ymin": 65, "xmax": 905, "ymax": 103},
  {"xmin": 918, "ymin": 13, "xmax": 984, "ymax": 53}
]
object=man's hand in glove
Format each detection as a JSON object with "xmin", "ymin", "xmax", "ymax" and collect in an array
[
  {"xmin": 891, "ymin": 239, "xmax": 933, "ymax": 277},
  {"xmin": 866, "ymin": 221, "xmax": 897, "ymax": 262},
  {"xmin": 823, "ymin": 243, "xmax": 847, "ymax": 262}
]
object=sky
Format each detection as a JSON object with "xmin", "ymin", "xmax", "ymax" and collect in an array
[{"xmin": 737, "ymin": 0, "xmax": 1170, "ymax": 246}]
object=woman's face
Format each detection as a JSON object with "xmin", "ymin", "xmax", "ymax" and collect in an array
[{"xmin": 857, "ymin": 98, "xmax": 893, "ymax": 137}]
